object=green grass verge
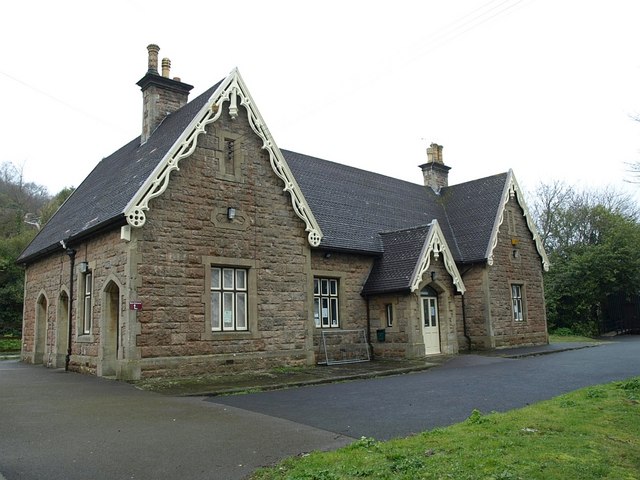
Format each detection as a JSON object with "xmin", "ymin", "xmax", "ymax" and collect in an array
[
  {"xmin": 250, "ymin": 377, "xmax": 640, "ymax": 480},
  {"xmin": 0, "ymin": 337, "xmax": 21, "ymax": 353},
  {"xmin": 549, "ymin": 334, "xmax": 598, "ymax": 343}
]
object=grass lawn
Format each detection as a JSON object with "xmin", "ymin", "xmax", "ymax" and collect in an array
[
  {"xmin": 250, "ymin": 377, "xmax": 640, "ymax": 480},
  {"xmin": 0, "ymin": 337, "xmax": 21, "ymax": 353},
  {"xmin": 549, "ymin": 334, "xmax": 598, "ymax": 343}
]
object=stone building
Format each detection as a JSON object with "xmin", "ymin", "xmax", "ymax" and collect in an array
[{"xmin": 18, "ymin": 45, "xmax": 550, "ymax": 380}]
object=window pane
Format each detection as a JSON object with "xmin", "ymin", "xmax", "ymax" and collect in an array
[
  {"xmin": 84, "ymin": 297, "xmax": 92, "ymax": 333},
  {"xmin": 514, "ymin": 299, "xmax": 523, "ymax": 321},
  {"xmin": 223, "ymin": 269, "xmax": 234, "ymax": 290},
  {"xmin": 321, "ymin": 279, "xmax": 329, "ymax": 296},
  {"xmin": 85, "ymin": 273, "xmax": 92, "ymax": 295},
  {"xmin": 512, "ymin": 285, "xmax": 521, "ymax": 299},
  {"xmin": 329, "ymin": 279, "xmax": 337, "ymax": 296},
  {"xmin": 211, "ymin": 292, "xmax": 221, "ymax": 331},
  {"xmin": 313, "ymin": 278, "xmax": 319, "ymax": 295},
  {"xmin": 386, "ymin": 304, "xmax": 393, "ymax": 327},
  {"xmin": 321, "ymin": 298, "xmax": 329, "ymax": 327},
  {"xmin": 423, "ymin": 299, "xmax": 429, "ymax": 327},
  {"xmin": 430, "ymin": 299, "xmax": 437, "ymax": 327},
  {"xmin": 236, "ymin": 269, "xmax": 246, "ymax": 290},
  {"xmin": 314, "ymin": 298, "xmax": 321, "ymax": 327},
  {"xmin": 223, "ymin": 292, "xmax": 234, "ymax": 329},
  {"xmin": 236, "ymin": 293, "xmax": 247, "ymax": 330},
  {"xmin": 211, "ymin": 268, "xmax": 221, "ymax": 290},
  {"xmin": 330, "ymin": 298, "xmax": 339, "ymax": 327}
]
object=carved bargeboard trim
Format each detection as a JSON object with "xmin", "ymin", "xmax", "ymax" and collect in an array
[
  {"xmin": 485, "ymin": 170, "xmax": 550, "ymax": 271},
  {"xmin": 124, "ymin": 68, "xmax": 323, "ymax": 247},
  {"xmin": 410, "ymin": 220, "xmax": 466, "ymax": 294}
]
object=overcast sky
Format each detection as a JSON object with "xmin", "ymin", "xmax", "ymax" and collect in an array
[{"xmin": 2, "ymin": 0, "xmax": 640, "ymax": 203}]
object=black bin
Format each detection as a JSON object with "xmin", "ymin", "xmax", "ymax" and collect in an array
[{"xmin": 376, "ymin": 329, "xmax": 386, "ymax": 342}]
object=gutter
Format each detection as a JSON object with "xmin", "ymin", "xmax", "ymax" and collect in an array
[
  {"xmin": 17, "ymin": 215, "xmax": 127, "ymax": 266},
  {"xmin": 365, "ymin": 297, "xmax": 373, "ymax": 360},
  {"xmin": 459, "ymin": 264, "xmax": 477, "ymax": 351}
]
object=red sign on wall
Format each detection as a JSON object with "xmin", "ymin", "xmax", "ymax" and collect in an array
[{"xmin": 129, "ymin": 301, "xmax": 143, "ymax": 311}]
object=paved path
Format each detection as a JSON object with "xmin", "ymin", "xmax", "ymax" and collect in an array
[
  {"xmin": 212, "ymin": 336, "xmax": 640, "ymax": 440},
  {"xmin": 1, "ymin": 336, "xmax": 638, "ymax": 479},
  {"xmin": 0, "ymin": 362, "xmax": 350, "ymax": 480}
]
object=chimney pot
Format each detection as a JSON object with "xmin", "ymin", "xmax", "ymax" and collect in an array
[
  {"xmin": 137, "ymin": 44, "xmax": 194, "ymax": 145},
  {"xmin": 147, "ymin": 44, "xmax": 160, "ymax": 73},
  {"xmin": 161, "ymin": 58, "xmax": 171, "ymax": 78}
]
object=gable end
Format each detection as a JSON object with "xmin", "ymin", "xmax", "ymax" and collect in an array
[
  {"xmin": 485, "ymin": 170, "xmax": 550, "ymax": 271},
  {"xmin": 410, "ymin": 220, "xmax": 466, "ymax": 293},
  {"xmin": 123, "ymin": 69, "xmax": 323, "ymax": 247}
]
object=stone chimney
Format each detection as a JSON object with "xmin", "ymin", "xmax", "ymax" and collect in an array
[
  {"xmin": 136, "ymin": 44, "xmax": 194, "ymax": 144},
  {"xmin": 419, "ymin": 143, "xmax": 451, "ymax": 194}
]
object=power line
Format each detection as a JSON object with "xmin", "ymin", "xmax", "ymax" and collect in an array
[{"xmin": 0, "ymin": 70, "xmax": 129, "ymax": 134}]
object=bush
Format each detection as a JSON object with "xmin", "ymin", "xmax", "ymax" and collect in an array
[
  {"xmin": 569, "ymin": 321, "xmax": 599, "ymax": 338},
  {"xmin": 550, "ymin": 327, "xmax": 574, "ymax": 336}
]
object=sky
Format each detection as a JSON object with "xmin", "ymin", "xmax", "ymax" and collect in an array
[{"xmin": 2, "ymin": 0, "xmax": 640, "ymax": 204}]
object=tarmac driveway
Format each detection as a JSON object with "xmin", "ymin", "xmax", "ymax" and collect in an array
[
  {"xmin": 0, "ymin": 362, "xmax": 351, "ymax": 480},
  {"xmin": 1, "ymin": 336, "xmax": 639, "ymax": 479},
  {"xmin": 211, "ymin": 336, "xmax": 640, "ymax": 440}
]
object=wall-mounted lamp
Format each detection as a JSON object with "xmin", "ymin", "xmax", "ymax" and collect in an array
[
  {"xmin": 227, "ymin": 207, "xmax": 236, "ymax": 220},
  {"xmin": 430, "ymin": 271, "xmax": 437, "ymax": 281},
  {"xmin": 78, "ymin": 261, "xmax": 89, "ymax": 273}
]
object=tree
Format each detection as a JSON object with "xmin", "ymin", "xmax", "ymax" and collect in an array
[
  {"xmin": 39, "ymin": 186, "xmax": 75, "ymax": 227},
  {"xmin": 0, "ymin": 162, "xmax": 74, "ymax": 336},
  {"xmin": 531, "ymin": 182, "xmax": 640, "ymax": 335},
  {"xmin": 0, "ymin": 231, "xmax": 36, "ymax": 335}
]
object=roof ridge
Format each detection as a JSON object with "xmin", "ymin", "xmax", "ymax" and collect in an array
[{"xmin": 281, "ymin": 148, "xmax": 426, "ymax": 189}]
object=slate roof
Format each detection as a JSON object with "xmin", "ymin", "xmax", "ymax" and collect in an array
[
  {"xmin": 17, "ymin": 81, "xmax": 222, "ymax": 263},
  {"xmin": 284, "ymin": 150, "xmax": 453, "ymax": 254},
  {"xmin": 360, "ymin": 225, "xmax": 432, "ymax": 296},
  {"xmin": 284, "ymin": 149, "xmax": 509, "ymax": 264},
  {"xmin": 19, "ymin": 72, "xmax": 513, "ymax": 297}
]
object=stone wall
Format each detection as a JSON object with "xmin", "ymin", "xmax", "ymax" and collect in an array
[
  {"xmin": 133, "ymin": 102, "xmax": 312, "ymax": 377},
  {"xmin": 487, "ymin": 197, "xmax": 548, "ymax": 347},
  {"xmin": 458, "ymin": 197, "xmax": 547, "ymax": 349},
  {"xmin": 367, "ymin": 251, "xmax": 460, "ymax": 358},
  {"xmin": 21, "ymin": 229, "xmax": 128, "ymax": 374},
  {"xmin": 459, "ymin": 263, "xmax": 491, "ymax": 349},
  {"xmin": 310, "ymin": 250, "xmax": 372, "ymax": 363}
]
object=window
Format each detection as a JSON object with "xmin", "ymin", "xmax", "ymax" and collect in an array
[
  {"xmin": 313, "ymin": 277, "xmax": 339, "ymax": 328},
  {"xmin": 224, "ymin": 138, "xmax": 235, "ymax": 174},
  {"xmin": 511, "ymin": 284, "xmax": 524, "ymax": 322},
  {"xmin": 211, "ymin": 267, "xmax": 248, "ymax": 331},
  {"xmin": 215, "ymin": 131, "xmax": 243, "ymax": 181},
  {"xmin": 385, "ymin": 304, "xmax": 393, "ymax": 327},
  {"xmin": 507, "ymin": 209, "xmax": 517, "ymax": 236},
  {"xmin": 83, "ymin": 272, "xmax": 93, "ymax": 334}
]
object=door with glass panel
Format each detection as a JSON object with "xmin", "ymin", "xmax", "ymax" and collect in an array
[{"xmin": 421, "ymin": 289, "xmax": 441, "ymax": 355}]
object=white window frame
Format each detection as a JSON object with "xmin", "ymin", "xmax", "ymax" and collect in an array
[
  {"xmin": 385, "ymin": 303, "xmax": 394, "ymax": 328},
  {"xmin": 82, "ymin": 272, "xmax": 93, "ymax": 335},
  {"xmin": 511, "ymin": 283, "xmax": 525, "ymax": 322},
  {"xmin": 313, "ymin": 277, "xmax": 339, "ymax": 328},
  {"xmin": 211, "ymin": 267, "xmax": 248, "ymax": 332}
]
